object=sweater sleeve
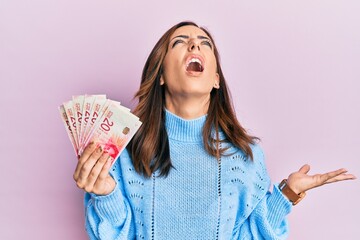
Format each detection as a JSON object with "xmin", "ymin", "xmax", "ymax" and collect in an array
[
  {"xmin": 245, "ymin": 184, "xmax": 292, "ymax": 239},
  {"xmin": 84, "ymin": 160, "xmax": 135, "ymax": 239},
  {"xmin": 237, "ymin": 144, "xmax": 293, "ymax": 239}
]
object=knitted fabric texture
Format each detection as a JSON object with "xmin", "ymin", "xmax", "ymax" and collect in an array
[{"xmin": 85, "ymin": 110, "xmax": 292, "ymax": 240}]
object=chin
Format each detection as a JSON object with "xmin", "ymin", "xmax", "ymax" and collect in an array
[{"xmin": 182, "ymin": 87, "xmax": 213, "ymax": 97}]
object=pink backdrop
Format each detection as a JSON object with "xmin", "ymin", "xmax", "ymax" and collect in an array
[{"xmin": 1, "ymin": 1, "xmax": 359, "ymax": 239}]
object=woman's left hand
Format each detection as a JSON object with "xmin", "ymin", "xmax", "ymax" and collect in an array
[{"xmin": 286, "ymin": 164, "xmax": 356, "ymax": 194}]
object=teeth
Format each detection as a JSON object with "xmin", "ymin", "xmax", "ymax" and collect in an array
[{"xmin": 187, "ymin": 58, "xmax": 202, "ymax": 67}]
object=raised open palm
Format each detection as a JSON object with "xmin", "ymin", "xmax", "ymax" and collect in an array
[{"xmin": 287, "ymin": 164, "xmax": 356, "ymax": 194}]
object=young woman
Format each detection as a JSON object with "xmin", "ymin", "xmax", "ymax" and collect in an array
[{"xmin": 73, "ymin": 21, "xmax": 356, "ymax": 239}]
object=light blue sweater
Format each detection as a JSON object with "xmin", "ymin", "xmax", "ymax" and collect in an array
[{"xmin": 85, "ymin": 110, "xmax": 292, "ymax": 239}]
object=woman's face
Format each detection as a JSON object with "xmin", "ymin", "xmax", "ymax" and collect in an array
[{"xmin": 160, "ymin": 25, "xmax": 219, "ymax": 99}]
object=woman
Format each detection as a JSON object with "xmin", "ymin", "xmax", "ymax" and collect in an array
[{"xmin": 73, "ymin": 21, "xmax": 355, "ymax": 239}]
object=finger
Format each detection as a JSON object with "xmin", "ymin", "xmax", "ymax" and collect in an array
[
  {"xmin": 84, "ymin": 152, "xmax": 110, "ymax": 192},
  {"xmin": 319, "ymin": 168, "xmax": 348, "ymax": 183},
  {"xmin": 324, "ymin": 173, "xmax": 357, "ymax": 184},
  {"xmin": 73, "ymin": 142, "xmax": 97, "ymax": 180},
  {"xmin": 79, "ymin": 142, "xmax": 97, "ymax": 162},
  {"xmin": 93, "ymin": 157, "xmax": 113, "ymax": 193},
  {"xmin": 299, "ymin": 164, "xmax": 310, "ymax": 174},
  {"xmin": 97, "ymin": 157, "xmax": 112, "ymax": 182},
  {"xmin": 75, "ymin": 146, "xmax": 104, "ymax": 188}
]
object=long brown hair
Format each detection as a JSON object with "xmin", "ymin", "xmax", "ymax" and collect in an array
[{"xmin": 127, "ymin": 21, "xmax": 259, "ymax": 177}]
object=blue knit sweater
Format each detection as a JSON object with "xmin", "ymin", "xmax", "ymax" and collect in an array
[{"xmin": 84, "ymin": 110, "xmax": 292, "ymax": 239}]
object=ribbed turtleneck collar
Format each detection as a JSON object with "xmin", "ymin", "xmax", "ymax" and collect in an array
[{"xmin": 165, "ymin": 109, "xmax": 206, "ymax": 143}]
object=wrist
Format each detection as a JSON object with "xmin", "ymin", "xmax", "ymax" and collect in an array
[{"xmin": 279, "ymin": 179, "xmax": 306, "ymax": 205}]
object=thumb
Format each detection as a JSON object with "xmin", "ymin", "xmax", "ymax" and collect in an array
[{"xmin": 299, "ymin": 164, "xmax": 310, "ymax": 174}]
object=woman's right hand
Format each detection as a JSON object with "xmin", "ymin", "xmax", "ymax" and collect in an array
[{"xmin": 73, "ymin": 142, "xmax": 116, "ymax": 196}]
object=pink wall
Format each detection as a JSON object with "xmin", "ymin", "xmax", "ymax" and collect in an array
[{"xmin": 1, "ymin": 1, "xmax": 359, "ymax": 239}]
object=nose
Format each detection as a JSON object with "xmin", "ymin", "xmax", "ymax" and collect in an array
[{"xmin": 188, "ymin": 40, "xmax": 200, "ymax": 52}]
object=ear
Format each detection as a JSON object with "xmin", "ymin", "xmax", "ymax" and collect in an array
[
  {"xmin": 213, "ymin": 73, "xmax": 220, "ymax": 89},
  {"xmin": 160, "ymin": 75, "xmax": 165, "ymax": 85}
]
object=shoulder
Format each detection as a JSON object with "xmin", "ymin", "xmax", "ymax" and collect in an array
[
  {"xmin": 223, "ymin": 142, "xmax": 270, "ymax": 184},
  {"xmin": 249, "ymin": 143, "xmax": 270, "ymax": 183},
  {"xmin": 249, "ymin": 143, "xmax": 267, "ymax": 170},
  {"xmin": 248, "ymin": 143, "xmax": 264, "ymax": 159}
]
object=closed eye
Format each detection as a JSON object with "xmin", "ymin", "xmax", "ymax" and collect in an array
[
  {"xmin": 201, "ymin": 40, "xmax": 213, "ymax": 49},
  {"xmin": 172, "ymin": 39, "xmax": 184, "ymax": 48}
]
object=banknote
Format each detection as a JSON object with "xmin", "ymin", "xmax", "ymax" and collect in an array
[
  {"xmin": 62, "ymin": 100, "xmax": 80, "ymax": 150},
  {"xmin": 79, "ymin": 95, "xmax": 106, "ymax": 146},
  {"xmin": 82, "ymin": 101, "xmax": 141, "ymax": 165},
  {"xmin": 72, "ymin": 95, "xmax": 85, "ymax": 145},
  {"xmin": 59, "ymin": 105, "xmax": 77, "ymax": 154},
  {"xmin": 80, "ymin": 99, "xmax": 111, "ymax": 153},
  {"xmin": 59, "ymin": 94, "xmax": 142, "ymax": 163}
]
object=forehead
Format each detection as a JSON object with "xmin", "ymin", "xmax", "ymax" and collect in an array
[{"xmin": 170, "ymin": 25, "xmax": 210, "ymax": 39}]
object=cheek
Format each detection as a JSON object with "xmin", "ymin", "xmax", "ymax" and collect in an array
[
  {"xmin": 205, "ymin": 52, "xmax": 217, "ymax": 70},
  {"xmin": 162, "ymin": 59, "xmax": 184, "ymax": 83},
  {"xmin": 163, "ymin": 54, "xmax": 177, "ymax": 72},
  {"xmin": 206, "ymin": 59, "xmax": 218, "ymax": 78}
]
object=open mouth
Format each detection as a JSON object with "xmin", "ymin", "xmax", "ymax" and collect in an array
[{"xmin": 186, "ymin": 57, "xmax": 204, "ymax": 72}]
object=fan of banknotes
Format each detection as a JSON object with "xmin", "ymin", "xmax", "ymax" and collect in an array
[{"xmin": 59, "ymin": 95, "xmax": 142, "ymax": 165}]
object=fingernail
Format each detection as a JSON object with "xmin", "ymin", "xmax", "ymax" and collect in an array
[
  {"xmin": 97, "ymin": 146, "xmax": 103, "ymax": 153},
  {"xmin": 102, "ymin": 152, "xmax": 109, "ymax": 160}
]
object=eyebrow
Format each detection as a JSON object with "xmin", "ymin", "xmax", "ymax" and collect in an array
[{"xmin": 170, "ymin": 35, "xmax": 211, "ymax": 42}]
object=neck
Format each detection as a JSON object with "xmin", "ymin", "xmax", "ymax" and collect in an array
[{"xmin": 165, "ymin": 93, "xmax": 210, "ymax": 119}]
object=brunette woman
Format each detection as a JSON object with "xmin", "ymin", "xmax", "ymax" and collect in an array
[{"xmin": 73, "ymin": 21, "xmax": 356, "ymax": 240}]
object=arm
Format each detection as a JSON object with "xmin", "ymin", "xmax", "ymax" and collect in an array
[
  {"xmin": 244, "ymin": 184, "xmax": 292, "ymax": 240},
  {"xmin": 237, "ymin": 145, "xmax": 356, "ymax": 240},
  {"xmin": 84, "ymin": 183, "xmax": 135, "ymax": 239},
  {"xmin": 231, "ymin": 145, "xmax": 291, "ymax": 240},
  {"xmin": 241, "ymin": 158, "xmax": 356, "ymax": 239}
]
